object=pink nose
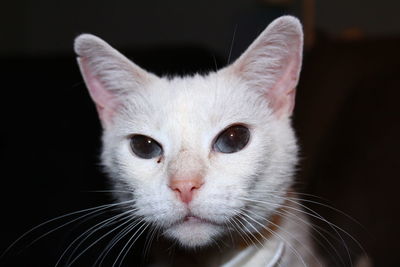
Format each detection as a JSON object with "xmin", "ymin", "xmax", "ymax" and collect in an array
[{"xmin": 169, "ymin": 178, "xmax": 204, "ymax": 204}]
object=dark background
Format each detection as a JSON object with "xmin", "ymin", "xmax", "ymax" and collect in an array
[{"xmin": 1, "ymin": 0, "xmax": 399, "ymax": 266}]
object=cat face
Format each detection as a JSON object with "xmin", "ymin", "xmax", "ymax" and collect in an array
[{"xmin": 75, "ymin": 16, "xmax": 303, "ymax": 248}]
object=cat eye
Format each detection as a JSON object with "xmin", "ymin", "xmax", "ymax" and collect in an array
[
  {"xmin": 213, "ymin": 125, "xmax": 250, "ymax": 153},
  {"xmin": 130, "ymin": 135, "xmax": 163, "ymax": 159}
]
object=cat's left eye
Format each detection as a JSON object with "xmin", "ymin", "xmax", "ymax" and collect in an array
[
  {"xmin": 130, "ymin": 135, "xmax": 163, "ymax": 159},
  {"xmin": 213, "ymin": 125, "xmax": 250, "ymax": 153}
]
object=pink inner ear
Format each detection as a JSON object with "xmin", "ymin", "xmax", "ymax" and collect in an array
[
  {"xmin": 267, "ymin": 56, "xmax": 300, "ymax": 118},
  {"xmin": 80, "ymin": 57, "xmax": 117, "ymax": 126}
]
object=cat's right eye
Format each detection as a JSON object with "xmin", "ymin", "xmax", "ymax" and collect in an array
[{"xmin": 130, "ymin": 135, "xmax": 163, "ymax": 159}]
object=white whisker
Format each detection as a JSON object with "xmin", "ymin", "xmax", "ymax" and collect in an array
[
  {"xmin": 57, "ymin": 209, "xmax": 136, "ymax": 266},
  {"xmin": 264, "ymin": 205, "xmax": 346, "ymax": 266},
  {"xmin": 142, "ymin": 223, "xmax": 160, "ymax": 261},
  {"xmin": 114, "ymin": 221, "xmax": 150, "ymax": 267},
  {"xmin": 2, "ymin": 199, "xmax": 136, "ymax": 259},
  {"xmin": 239, "ymin": 195, "xmax": 364, "ymax": 266},
  {"xmin": 94, "ymin": 217, "xmax": 142, "ymax": 267},
  {"xmin": 237, "ymin": 209, "xmax": 308, "ymax": 267},
  {"xmin": 244, "ymin": 207, "xmax": 324, "ymax": 266},
  {"xmin": 228, "ymin": 217, "xmax": 253, "ymax": 248},
  {"xmin": 251, "ymin": 189, "xmax": 365, "ymax": 230}
]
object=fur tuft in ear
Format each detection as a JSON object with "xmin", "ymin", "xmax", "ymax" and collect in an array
[
  {"xmin": 74, "ymin": 34, "xmax": 157, "ymax": 127},
  {"xmin": 225, "ymin": 16, "xmax": 303, "ymax": 118}
]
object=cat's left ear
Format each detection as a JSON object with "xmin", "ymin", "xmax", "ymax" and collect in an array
[
  {"xmin": 74, "ymin": 34, "xmax": 157, "ymax": 128},
  {"xmin": 224, "ymin": 16, "xmax": 303, "ymax": 118}
]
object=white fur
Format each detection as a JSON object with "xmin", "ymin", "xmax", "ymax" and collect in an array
[{"xmin": 75, "ymin": 16, "xmax": 320, "ymax": 266}]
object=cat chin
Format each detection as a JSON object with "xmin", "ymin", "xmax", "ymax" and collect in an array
[{"xmin": 163, "ymin": 217, "xmax": 224, "ymax": 248}]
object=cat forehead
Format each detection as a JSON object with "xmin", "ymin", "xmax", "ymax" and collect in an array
[{"xmin": 118, "ymin": 72, "xmax": 270, "ymax": 132}]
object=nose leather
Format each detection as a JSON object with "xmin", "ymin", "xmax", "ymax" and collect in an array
[{"xmin": 169, "ymin": 178, "xmax": 203, "ymax": 204}]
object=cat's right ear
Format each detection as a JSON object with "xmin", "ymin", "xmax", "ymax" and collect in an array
[{"xmin": 74, "ymin": 34, "xmax": 157, "ymax": 128}]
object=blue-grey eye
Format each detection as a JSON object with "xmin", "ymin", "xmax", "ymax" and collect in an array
[
  {"xmin": 130, "ymin": 135, "xmax": 162, "ymax": 159},
  {"xmin": 214, "ymin": 125, "xmax": 250, "ymax": 153}
]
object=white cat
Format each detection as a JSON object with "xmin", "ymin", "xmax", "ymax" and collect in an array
[{"xmin": 74, "ymin": 16, "xmax": 321, "ymax": 266}]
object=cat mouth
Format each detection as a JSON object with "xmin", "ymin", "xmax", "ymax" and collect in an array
[
  {"xmin": 184, "ymin": 215, "xmax": 208, "ymax": 223},
  {"xmin": 175, "ymin": 214, "xmax": 221, "ymax": 227}
]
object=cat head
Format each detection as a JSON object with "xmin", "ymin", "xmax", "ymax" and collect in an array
[{"xmin": 74, "ymin": 16, "xmax": 303, "ymax": 248}]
